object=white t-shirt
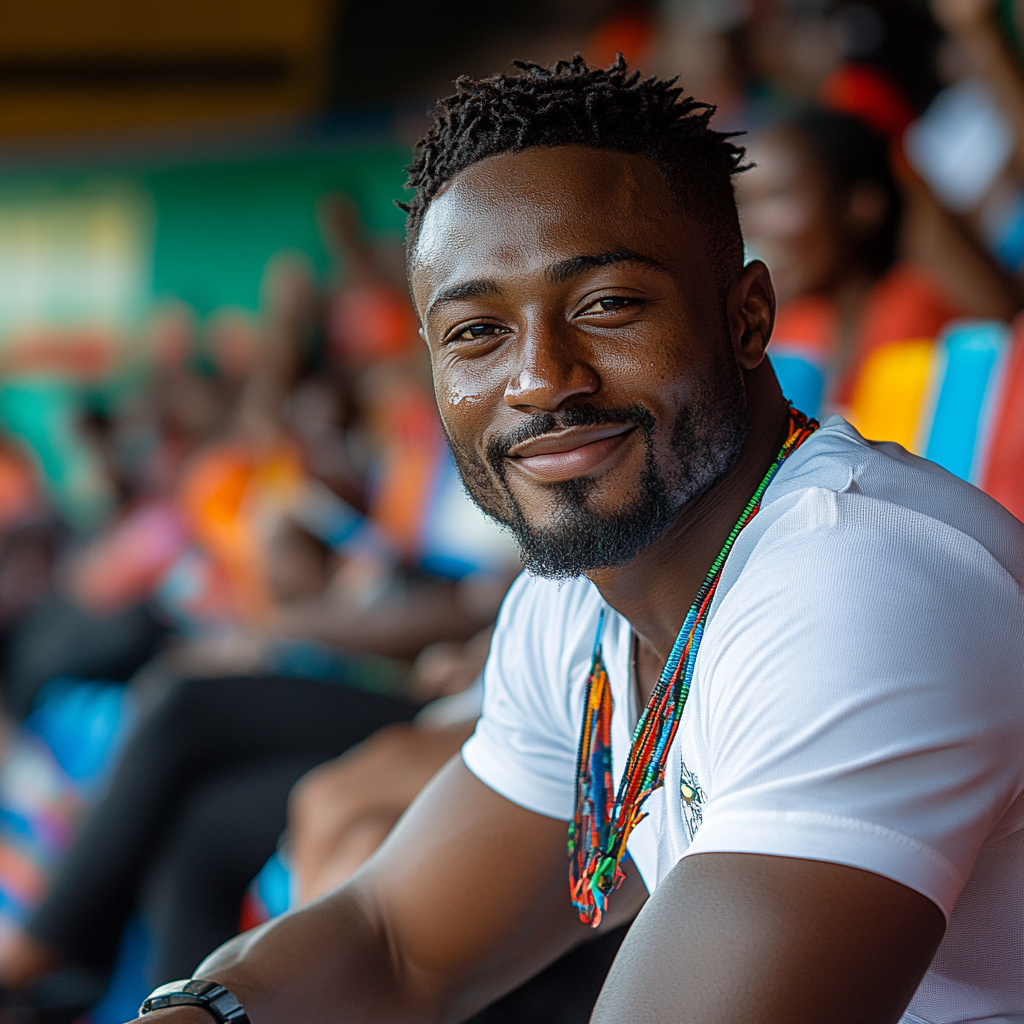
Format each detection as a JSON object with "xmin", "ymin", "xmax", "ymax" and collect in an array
[{"xmin": 462, "ymin": 417, "xmax": 1024, "ymax": 1024}]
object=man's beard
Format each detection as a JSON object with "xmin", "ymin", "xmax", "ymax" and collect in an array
[{"xmin": 447, "ymin": 371, "xmax": 750, "ymax": 580}]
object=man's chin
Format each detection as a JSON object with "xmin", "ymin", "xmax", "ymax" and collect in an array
[
  {"xmin": 516, "ymin": 537, "xmax": 643, "ymax": 581},
  {"xmin": 450, "ymin": 436, "xmax": 676, "ymax": 577},
  {"xmin": 507, "ymin": 500, "xmax": 677, "ymax": 580}
]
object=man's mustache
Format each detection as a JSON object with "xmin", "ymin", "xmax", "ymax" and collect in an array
[{"xmin": 485, "ymin": 403, "xmax": 655, "ymax": 474}]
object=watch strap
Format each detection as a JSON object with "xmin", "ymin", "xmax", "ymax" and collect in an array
[{"xmin": 139, "ymin": 979, "xmax": 250, "ymax": 1023}]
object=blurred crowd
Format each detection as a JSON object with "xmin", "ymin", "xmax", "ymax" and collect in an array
[
  {"xmin": 0, "ymin": 0, "xmax": 1020, "ymax": 1022},
  {"xmin": 0, "ymin": 194, "xmax": 523, "ymax": 1022}
]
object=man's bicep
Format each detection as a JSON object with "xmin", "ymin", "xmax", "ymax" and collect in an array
[
  {"xmin": 359, "ymin": 755, "xmax": 635, "ymax": 1019},
  {"xmin": 592, "ymin": 851, "xmax": 944, "ymax": 1024}
]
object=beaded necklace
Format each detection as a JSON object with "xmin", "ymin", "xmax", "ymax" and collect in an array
[{"xmin": 568, "ymin": 407, "xmax": 818, "ymax": 926}]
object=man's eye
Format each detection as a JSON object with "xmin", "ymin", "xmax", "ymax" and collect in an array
[
  {"xmin": 453, "ymin": 323, "xmax": 503, "ymax": 341},
  {"xmin": 582, "ymin": 296, "xmax": 635, "ymax": 314}
]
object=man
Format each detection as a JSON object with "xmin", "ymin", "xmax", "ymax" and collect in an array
[{"xmin": 134, "ymin": 57, "xmax": 1023, "ymax": 1024}]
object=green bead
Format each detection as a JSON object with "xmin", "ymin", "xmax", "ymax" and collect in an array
[{"xmin": 595, "ymin": 856, "xmax": 618, "ymax": 892}]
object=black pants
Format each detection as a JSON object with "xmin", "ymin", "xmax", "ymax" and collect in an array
[
  {"xmin": 26, "ymin": 674, "xmax": 630, "ymax": 1022},
  {"xmin": 27, "ymin": 675, "xmax": 419, "ymax": 981},
  {"xmin": 2, "ymin": 597, "xmax": 170, "ymax": 719}
]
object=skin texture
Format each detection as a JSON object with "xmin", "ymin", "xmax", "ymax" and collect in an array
[
  {"xmin": 593, "ymin": 853, "xmax": 945, "ymax": 1024},
  {"xmin": 134, "ymin": 145, "xmax": 944, "ymax": 1024}
]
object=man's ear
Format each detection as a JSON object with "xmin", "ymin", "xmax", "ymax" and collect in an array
[{"xmin": 728, "ymin": 260, "xmax": 775, "ymax": 370}]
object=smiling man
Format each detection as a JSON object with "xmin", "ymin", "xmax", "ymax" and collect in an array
[{"xmin": 134, "ymin": 58, "xmax": 1024, "ymax": 1024}]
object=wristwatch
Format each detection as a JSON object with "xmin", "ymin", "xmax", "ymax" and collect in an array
[{"xmin": 139, "ymin": 979, "xmax": 250, "ymax": 1022}]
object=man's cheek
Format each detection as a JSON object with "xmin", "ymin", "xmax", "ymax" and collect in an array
[
  {"xmin": 441, "ymin": 406, "xmax": 488, "ymax": 467},
  {"xmin": 433, "ymin": 352, "xmax": 502, "ymax": 407}
]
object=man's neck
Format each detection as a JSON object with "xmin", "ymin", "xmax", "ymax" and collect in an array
[{"xmin": 586, "ymin": 389, "xmax": 790, "ymax": 703}]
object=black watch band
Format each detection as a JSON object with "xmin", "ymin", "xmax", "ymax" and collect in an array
[{"xmin": 139, "ymin": 979, "xmax": 250, "ymax": 1023}]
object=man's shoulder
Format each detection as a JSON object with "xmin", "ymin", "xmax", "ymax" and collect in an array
[{"xmin": 761, "ymin": 416, "xmax": 1024, "ymax": 584}]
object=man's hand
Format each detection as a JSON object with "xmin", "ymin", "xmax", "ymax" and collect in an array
[
  {"xmin": 288, "ymin": 721, "xmax": 475, "ymax": 903},
  {"xmin": 125, "ymin": 1008, "xmax": 211, "ymax": 1024}
]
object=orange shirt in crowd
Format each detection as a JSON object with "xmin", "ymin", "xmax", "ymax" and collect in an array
[{"xmin": 772, "ymin": 262, "xmax": 963, "ymax": 410}]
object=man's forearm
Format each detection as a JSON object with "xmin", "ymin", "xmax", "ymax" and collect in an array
[
  {"xmin": 128, "ymin": 759, "xmax": 602, "ymax": 1024},
  {"xmin": 186, "ymin": 888, "xmax": 438, "ymax": 1024}
]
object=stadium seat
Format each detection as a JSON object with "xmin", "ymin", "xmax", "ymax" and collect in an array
[{"xmin": 848, "ymin": 317, "xmax": 1024, "ymax": 520}]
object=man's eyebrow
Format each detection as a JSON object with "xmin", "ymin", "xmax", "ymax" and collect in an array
[
  {"xmin": 546, "ymin": 249, "xmax": 667, "ymax": 283},
  {"xmin": 426, "ymin": 279, "xmax": 503, "ymax": 321},
  {"xmin": 424, "ymin": 250, "xmax": 663, "ymax": 321}
]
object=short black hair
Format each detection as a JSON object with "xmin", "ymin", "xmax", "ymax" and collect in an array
[{"xmin": 401, "ymin": 55, "xmax": 748, "ymax": 290}]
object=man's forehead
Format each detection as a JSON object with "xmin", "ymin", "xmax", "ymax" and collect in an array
[{"xmin": 410, "ymin": 146, "xmax": 693, "ymax": 296}]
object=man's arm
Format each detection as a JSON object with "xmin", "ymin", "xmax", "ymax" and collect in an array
[
  {"xmin": 129, "ymin": 755, "xmax": 646, "ymax": 1024},
  {"xmin": 132, "ymin": 759, "xmax": 945, "ymax": 1024},
  {"xmin": 592, "ymin": 851, "xmax": 945, "ymax": 1024}
]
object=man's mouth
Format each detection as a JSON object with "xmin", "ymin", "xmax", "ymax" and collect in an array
[{"xmin": 505, "ymin": 423, "xmax": 636, "ymax": 483}]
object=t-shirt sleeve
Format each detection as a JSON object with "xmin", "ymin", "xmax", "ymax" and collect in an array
[
  {"xmin": 461, "ymin": 574, "xmax": 587, "ymax": 820},
  {"xmin": 685, "ymin": 489, "xmax": 1024, "ymax": 920}
]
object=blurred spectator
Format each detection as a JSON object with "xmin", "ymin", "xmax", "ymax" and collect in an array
[
  {"xmin": 740, "ymin": 107, "xmax": 961, "ymax": 416},
  {"xmin": 320, "ymin": 196, "xmax": 421, "ymax": 370},
  {"xmin": 0, "ymin": 674, "xmax": 421, "ymax": 1003},
  {"xmin": 0, "ymin": 188, "xmax": 521, "ymax": 1021},
  {"xmin": 904, "ymin": 0, "xmax": 1024, "ymax": 283}
]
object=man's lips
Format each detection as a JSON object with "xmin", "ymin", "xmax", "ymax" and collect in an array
[{"xmin": 506, "ymin": 423, "xmax": 636, "ymax": 483}]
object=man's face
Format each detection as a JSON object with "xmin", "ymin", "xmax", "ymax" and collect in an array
[{"xmin": 410, "ymin": 145, "xmax": 750, "ymax": 578}]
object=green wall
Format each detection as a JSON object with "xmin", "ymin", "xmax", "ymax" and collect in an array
[
  {"xmin": 146, "ymin": 148, "xmax": 409, "ymax": 313},
  {"xmin": 0, "ymin": 145, "xmax": 410, "ymax": 319}
]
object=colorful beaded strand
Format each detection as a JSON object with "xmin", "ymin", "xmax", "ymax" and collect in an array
[{"xmin": 569, "ymin": 408, "xmax": 818, "ymax": 926}]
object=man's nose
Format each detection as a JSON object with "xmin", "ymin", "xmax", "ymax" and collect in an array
[{"xmin": 503, "ymin": 319, "xmax": 599, "ymax": 412}]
